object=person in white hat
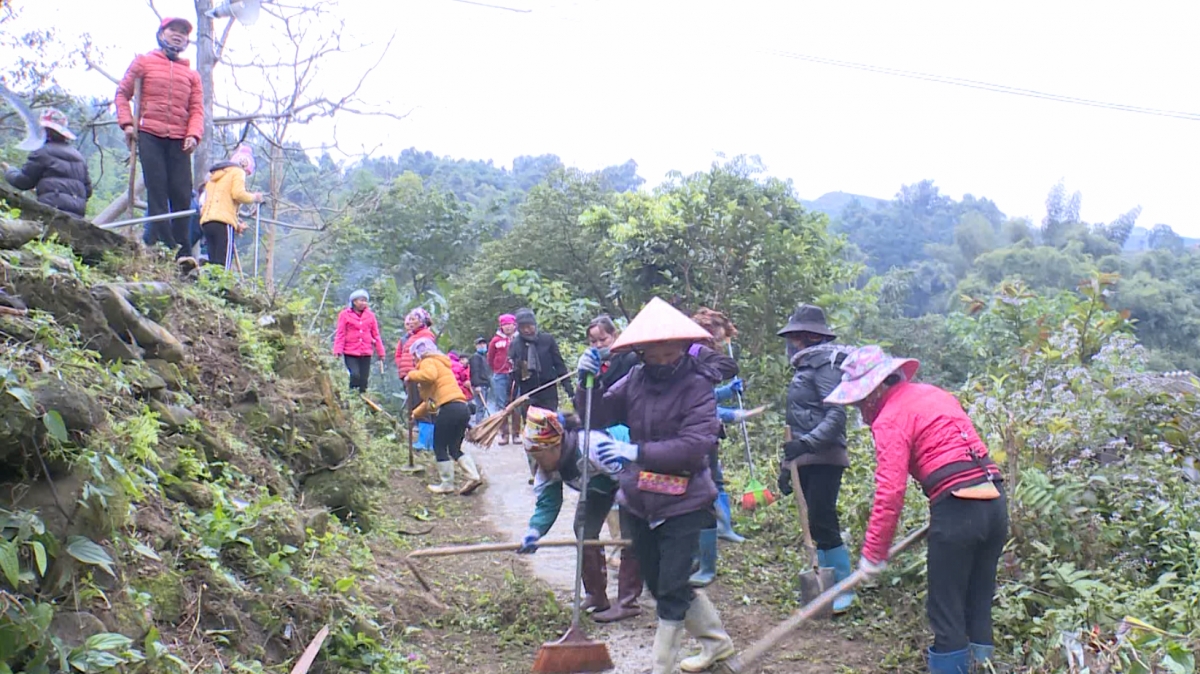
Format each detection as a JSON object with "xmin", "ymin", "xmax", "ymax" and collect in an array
[
  {"xmin": 580, "ymin": 297, "xmax": 736, "ymax": 674},
  {"xmin": 3, "ymin": 108, "xmax": 91, "ymax": 217},
  {"xmin": 824, "ymin": 345, "xmax": 1007, "ymax": 674}
]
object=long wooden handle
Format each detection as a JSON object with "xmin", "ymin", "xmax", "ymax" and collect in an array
[
  {"xmin": 722, "ymin": 525, "xmax": 931, "ymax": 673},
  {"xmin": 289, "ymin": 625, "xmax": 329, "ymax": 674},
  {"xmin": 788, "ymin": 462, "xmax": 819, "ymax": 569},
  {"xmin": 408, "ymin": 537, "xmax": 629, "ymax": 560},
  {"xmin": 501, "ymin": 372, "xmax": 573, "ymax": 415},
  {"xmin": 126, "ymin": 79, "xmax": 142, "ymax": 221}
]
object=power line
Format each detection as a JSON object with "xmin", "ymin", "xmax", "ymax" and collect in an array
[{"xmin": 748, "ymin": 47, "xmax": 1200, "ymax": 121}]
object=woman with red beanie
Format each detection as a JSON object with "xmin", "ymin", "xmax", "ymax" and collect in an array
[{"xmin": 487, "ymin": 313, "xmax": 518, "ymax": 444}]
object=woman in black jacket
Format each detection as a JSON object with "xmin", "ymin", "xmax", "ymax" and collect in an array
[
  {"xmin": 777, "ymin": 304, "xmax": 856, "ymax": 613},
  {"xmin": 3, "ymin": 109, "xmax": 91, "ymax": 218}
]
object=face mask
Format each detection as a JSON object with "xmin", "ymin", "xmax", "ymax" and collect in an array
[
  {"xmin": 476, "ymin": 346, "xmax": 486, "ymax": 354},
  {"xmin": 157, "ymin": 33, "xmax": 184, "ymax": 60},
  {"xmin": 642, "ymin": 356, "xmax": 682, "ymax": 382}
]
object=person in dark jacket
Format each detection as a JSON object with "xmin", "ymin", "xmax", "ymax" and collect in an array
[
  {"xmin": 583, "ymin": 297, "xmax": 735, "ymax": 674},
  {"xmin": 686, "ymin": 308, "xmax": 747, "ymax": 587},
  {"xmin": 468, "ymin": 337, "xmax": 492, "ymax": 423},
  {"xmin": 777, "ymin": 303, "xmax": 857, "ymax": 613},
  {"xmin": 509, "ymin": 307, "xmax": 575, "ymax": 410},
  {"xmin": 517, "ymin": 406, "xmax": 643, "ymax": 623},
  {"xmin": 3, "ymin": 109, "xmax": 91, "ymax": 217},
  {"xmin": 571, "ymin": 314, "xmax": 642, "ymax": 622}
]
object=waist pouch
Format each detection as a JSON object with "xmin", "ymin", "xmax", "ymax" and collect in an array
[{"xmin": 637, "ymin": 470, "xmax": 688, "ymax": 496}]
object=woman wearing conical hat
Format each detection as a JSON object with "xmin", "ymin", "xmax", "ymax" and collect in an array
[
  {"xmin": 582, "ymin": 297, "xmax": 735, "ymax": 674},
  {"xmin": 515, "ymin": 405, "xmax": 643, "ymax": 623},
  {"xmin": 824, "ymin": 346, "xmax": 1007, "ymax": 674}
]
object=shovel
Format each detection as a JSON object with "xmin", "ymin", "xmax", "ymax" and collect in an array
[
  {"xmin": 789, "ymin": 462, "xmax": 835, "ymax": 616},
  {"xmin": 361, "ymin": 394, "xmax": 422, "ymax": 474}
]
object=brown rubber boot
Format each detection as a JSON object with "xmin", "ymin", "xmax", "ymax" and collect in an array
[
  {"xmin": 580, "ymin": 546, "xmax": 610, "ymax": 613},
  {"xmin": 592, "ymin": 548, "xmax": 642, "ymax": 623}
]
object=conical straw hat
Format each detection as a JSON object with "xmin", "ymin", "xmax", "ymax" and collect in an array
[{"xmin": 611, "ymin": 297, "xmax": 713, "ymax": 352}]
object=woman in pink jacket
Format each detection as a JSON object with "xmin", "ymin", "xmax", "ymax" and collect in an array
[
  {"xmin": 824, "ymin": 346, "xmax": 1006, "ymax": 674},
  {"xmin": 333, "ymin": 289, "xmax": 386, "ymax": 393}
]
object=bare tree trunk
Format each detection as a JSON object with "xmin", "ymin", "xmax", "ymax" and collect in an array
[
  {"xmin": 265, "ymin": 142, "xmax": 283, "ymax": 292},
  {"xmin": 193, "ymin": 0, "xmax": 216, "ymax": 187}
]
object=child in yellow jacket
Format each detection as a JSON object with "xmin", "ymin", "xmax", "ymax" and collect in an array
[
  {"xmin": 198, "ymin": 144, "xmax": 261, "ymax": 268},
  {"xmin": 406, "ymin": 337, "xmax": 484, "ymax": 495}
]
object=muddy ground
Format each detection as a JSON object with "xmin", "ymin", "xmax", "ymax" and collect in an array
[{"xmin": 388, "ymin": 436, "xmax": 890, "ymax": 673}]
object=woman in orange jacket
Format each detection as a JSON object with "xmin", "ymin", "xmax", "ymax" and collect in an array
[{"xmin": 406, "ymin": 337, "xmax": 484, "ymax": 495}]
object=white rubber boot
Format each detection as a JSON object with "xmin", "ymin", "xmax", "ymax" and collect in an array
[
  {"xmin": 426, "ymin": 461, "xmax": 456, "ymax": 494},
  {"xmin": 651, "ymin": 619, "xmax": 686, "ymax": 674},
  {"xmin": 456, "ymin": 453, "xmax": 484, "ymax": 495},
  {"xmin": 679, "ymin": 590, "xmax": 735, "ymax": 672}
]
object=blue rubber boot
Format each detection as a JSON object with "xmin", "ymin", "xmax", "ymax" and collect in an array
[
  {"xmin": 688, "ymin": 529, "xmax": 718, "ymax": 587},
  {"xmin": 714, "ymin": 492, "xmax": 745, "ymax": 543},
  {"xmin": 822, "ymin": 545, "xmax": 856, "ymax": 613},
  {"xmin": 928, "ymin": 647, "xmax": 970, "ymax": 674},
  {"xmin": 969, "ymin": 643, "xmax": 995, "ymax": 671}
]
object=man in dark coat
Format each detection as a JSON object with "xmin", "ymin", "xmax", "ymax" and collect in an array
[
  {"xmin": 509, "ymin": 307, "xmax": 575, "ymax": 411},
  {"xmin": 4, "ymin": 108, "xmax": 91, "ymax": 217},
  {"xmin": 777, "ymin": 303, "xmax": 856, "ymax": 613}
]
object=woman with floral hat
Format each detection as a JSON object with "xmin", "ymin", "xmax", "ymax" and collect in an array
[
  {"xmin": 396, "ymin": 307, "xmax": 437, "ymax": 445},
  {"xmin": 516, "ymin": 406, "xmax": 643, "ymax": 623},
  {"xmin": 824, "ymin": 345, "xmax": 1006, "ymax": 674},
  {"xmin": 581, "ymin": 297, "xmax": 735, "ymax": 674}
]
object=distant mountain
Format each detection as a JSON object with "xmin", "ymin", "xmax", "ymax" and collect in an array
[{"xmin": 801, "ymin": 191, "xmax": 887, "ymax": 219}]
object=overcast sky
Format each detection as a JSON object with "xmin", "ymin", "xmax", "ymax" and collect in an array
[{"xmin": 16, "ymin": 0, "xmax": 1200, "ymax": 233}]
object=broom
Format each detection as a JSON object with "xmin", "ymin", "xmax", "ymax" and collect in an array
[
  {"xmin": 466, "ymin": 372, "xmax": 573, "ymax": 446},
  {"xmin": 727, "ymin": 343, "xmax": 776, "ymax": 510},
  {"xmin": 531, "ymin": 373, "xmax": 614, "ymax": 673}
]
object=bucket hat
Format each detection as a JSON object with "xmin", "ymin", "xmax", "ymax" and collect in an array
[
  {"xmin": 824, "ymin": 345, "xmax": 919, "ymax": 405},
  {"xmin": 38, "ymin": 108, "xmax": 75, "ymax": 141},
  {"xmin": 777, "ymin": 304, "xmax": 835, "ymax": 338},
  {"xmin": 611, "ymin": 297, "xmax": 712, "ymax": 352}
]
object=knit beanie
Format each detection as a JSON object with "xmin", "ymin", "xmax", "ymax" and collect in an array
[
  {"xmin": 348, "ymin": 289, "xmax": 369, "ymax": 306},
  {"xmin": 515, "ymin": 308, "xmax": 536, "ymax": 327},
  {"xmin": 498, "ymin": 313, "xmax": 517, "ymax": 326},
  {"xmin": 409, "ymin": 337, "xmax": 440, "ymax": 360}
]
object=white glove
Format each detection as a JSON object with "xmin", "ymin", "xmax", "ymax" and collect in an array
[
  {"xmin": 585, "ymin": 431, "xmax": 624, "ymax": 475},
  {"xmin": 595, "ymin": 437, "xmax": 638, "ymax": 466},
  {"xmin": 858, "ymin": 556, "xmax": 887, "ymax": 578}
]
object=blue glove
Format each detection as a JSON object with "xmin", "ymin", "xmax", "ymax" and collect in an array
[
  {"xmin": 517, "ymin": 529, "xmax": 541, "ymax": 554},
  {"xmin": 595, "ymin": 437, "xmax": 639, "ymax": 466},
  {"xmin": 729, "ymin": 377, "xmax": 745, "ymax": 394},
  {"xmin": 577, "ymin": 347, "xmax": 602, "ymax": 377}
]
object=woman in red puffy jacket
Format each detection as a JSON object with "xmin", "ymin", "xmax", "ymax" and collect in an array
[
  {"xmin": 332, "ymin": 289, "xmax": 386, "ymax": 393},
  {"xmin": 824, "ymin": 345, "xmax": 1007, "ymax": 674},
  {"xmin": 115, "ymin": 17, "xmax": 204, "ymax": 259}
]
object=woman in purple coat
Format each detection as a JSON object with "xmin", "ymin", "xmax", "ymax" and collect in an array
[{"xmin": 582, "ymin": 297, "xmax": 735, "ymax": 674}]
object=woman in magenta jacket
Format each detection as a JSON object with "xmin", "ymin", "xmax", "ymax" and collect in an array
[
  {"xmin": 333, "ymin": 289, "xmax": 386, "ymax": 393},
  {"xmin": 824, "ymin": 346, "xmax": 1006, "ymax": 674}
]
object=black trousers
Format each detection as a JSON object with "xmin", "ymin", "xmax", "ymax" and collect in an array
[
  {"xmin": 796, "ymin": 464, "xmax": 845, "ymax": 551},
  {"xmin": 200, "ymin": 221, "xmax": 234, "ymax": 268},
  {"xmin": 433, "ymin": 401, "xmax": 470, "ymax": 463},
  {"xmin": 573, "ymin": 483, "xmax": 617, "ymax": 540},
  {"xmin": 927, "ymin": 490, "xmax": 1008, "ymax": 653},
  {"xmin": 139, "ymin": 132, "xmax": 194, "ymax": 256},
  {"xmin": 621, "ymin": 508, "xmax": 714, "ymax": 621},
  {"xmin": 344, "ymin": 355, "xmax": 372, "ymax": 393}
]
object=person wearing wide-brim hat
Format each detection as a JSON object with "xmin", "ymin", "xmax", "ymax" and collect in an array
[
  {"xmin": 824, "ymin": 346, "xmax": 1007, "ymax": 674},
  {"xmin": 776, "ymin": 303, "xmax": 857, "ymax": 612},
  {"xmin": 580, "ymin": 297, "xmax": 736, "ymax": 674},
  {"xmin": 3, "ymin": 108, "xmax": 92, "ymax": 218}
]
